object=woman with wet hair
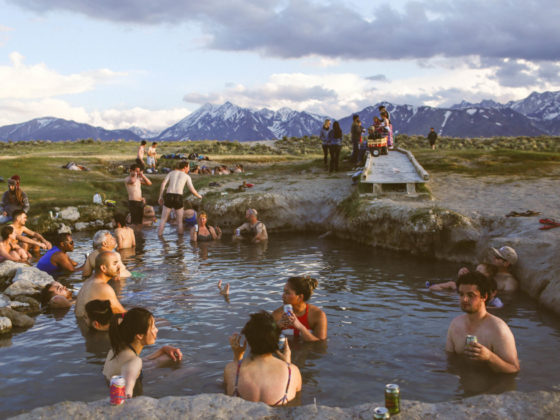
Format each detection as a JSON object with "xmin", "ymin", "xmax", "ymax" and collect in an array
[
  {"xmin": 190, "ymin": 211, "xmax": 222, "ymax": 242},
  {"xmin": 273, "ymin": 276, "xmax": 328, "ymax": 342},
  {"xmin": 85, "ymin": 299, "xmax": 113, "ymax": 331},
  {"xmin": 224, "ymin": 311, "xmax": 302, "ymax": 405},
  {"xmin": 103, "ymin": 307, "xmax": 183, "ymax": 398}
]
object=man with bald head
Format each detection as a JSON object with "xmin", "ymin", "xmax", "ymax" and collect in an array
[{"xmin": 75, "ymin": 251, "xmax": 126, "ymax": 318}]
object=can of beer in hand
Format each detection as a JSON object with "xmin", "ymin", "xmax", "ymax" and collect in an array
[
  {"xmin": 194, "ymin": 223, "xmax": 199, "ymax": 232},
  {"xmin": 465, "ymin": 335, "xmax": 478, "ymax": 346},
  {"xmin": 385, "ymin": 383, "xmax": 400, "ymax": 415},
  {"xmin": 235, "ymin": 228, "xmax": 241, "ymax": 236},
  {"xmin": 373, "ymin": 406, "xmax": 390, "ymax": 419},
  {"xmin": 110, "ymin": 375, "xmax": 126, "ymax": 405},
  {"xmin": 283, "ymin": 304, "xmax": 293, "ymax": 315},
  {"xmin": 278, "ymin": 334, "xmax": 287, "ymax": 351}
]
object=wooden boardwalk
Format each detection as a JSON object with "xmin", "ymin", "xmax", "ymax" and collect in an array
[{"xmin": 360, "ymin": 148, "xmax": 429, "ymax": 194}]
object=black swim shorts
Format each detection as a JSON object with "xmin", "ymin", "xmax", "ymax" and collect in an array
[
  {"xmin": 135, "ymin": 158, "xmax": 146, "ymax": 170},
  {"xmin": 128, "ymin": 200, "xmax": 144, "ymax": 225},
  {"xmin": 164, "ymin": 193, "xmax": 184, "ymax": 210}
]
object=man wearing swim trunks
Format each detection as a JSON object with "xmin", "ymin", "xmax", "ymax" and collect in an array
[
  {"xmin": 125, "ymin": 164, "xmax": 152, "ymax": 232},
  {"xmin": 446, "ymin": 271, "xmax": 519, "ymax": 373},
  {"xmin": 157, "ymin": 161, "xmax": 202, "ymax": 236},
  {"xmin": 136, "ymin": 140, "xmax": 147, "ymax": 170}
]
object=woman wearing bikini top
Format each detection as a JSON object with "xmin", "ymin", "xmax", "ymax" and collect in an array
[
  {"xmin": 273, "ymin": 276, "xmax": 328, "ymax": 342},
  {"xmin": 190, "ymin": 211, "xmax": 222, "ymax": 242},
  {"xmin": 224, "ymin": 311, "xmax": 302, "ymax": 405}
]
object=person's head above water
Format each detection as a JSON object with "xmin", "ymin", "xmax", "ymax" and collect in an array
[
  {"xmin": 491, "ymin": 246, "xmax": 517, "ymax": 268},
  {"xmin": 86, "ymin": 299, "xmax": 113, "ymax": 331},
  {"xmin": 476, "ymin": 263, "xmax": 497, "ymax": 280},
  {"xmin": 109, "ymin": 307, "xmax": 155, "ymax": 356},
  {"xmin": 242, "ymin": 310, "xmax": 280, "ymax": 356},
  {"xmin": 55, "ymin": 232, "xmax": 74, "ymax": 252},
  {"xmin": 40, "ymin": 281, "xmax": 72, "ymax": 306},
  {"xmin": 114, "ymin": 213, "xmax": 128, "ymax": 228},
  {"xmin": 93, "ymin": 230, "xmax": 116, "ymax": 250},
  {"xmin": 284, "ymin": 276, "xmax": 318, "ymax": 304},
  {"xmin": 245, "ymin": 208, "xmax": 258, "ymax": 222},
  {"xmin": 456, "ymin": 271, "xmax": 492, "ymax": 306},
  {"xmin": 94, "ymin": 251, "xmax": 120, "ymax": 278}
]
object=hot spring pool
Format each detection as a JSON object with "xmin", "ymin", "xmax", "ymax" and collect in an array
[{"xmin": 1, "ymin": 230, "xmax": 560, "ymax": 417}]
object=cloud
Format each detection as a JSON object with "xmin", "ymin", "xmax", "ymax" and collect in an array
[
  {"xmin": 0, "ymin": 24, "xmax": 13, "ymax": 46},
  {"xmin": 10, "ymin": 0, "xmax": 560, "ymax": 62},
  {"xmin": 0, "ymin": 98, "xmax": 189, "ymax": 132},
  {"xmin": 366, "ymin": 75, "xmax": 389, "ymax": 82},
  {"xmin": 0, "ymin": 52, "xmax": 127, "ymax": 99}
]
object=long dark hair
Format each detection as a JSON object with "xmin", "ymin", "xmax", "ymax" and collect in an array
[
  {"xmin": 109, "ymin": 308, "xmax": 153, "ymax": 357},
  {"xmin": 332, "ymin": 121, "xmax": 342, "ymax": 139},
  {"xmin": 242, "ymin": 311, "xmax": 280, "ymax": 356}
]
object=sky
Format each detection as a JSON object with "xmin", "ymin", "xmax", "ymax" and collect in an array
[{"xmin": 1, "ymin": 0, "xmax": 559, "ymax": 132}]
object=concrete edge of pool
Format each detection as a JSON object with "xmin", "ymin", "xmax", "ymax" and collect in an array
[{"xmin": 9, "ymin": 389, "xmax": 560, "ymax": 419}]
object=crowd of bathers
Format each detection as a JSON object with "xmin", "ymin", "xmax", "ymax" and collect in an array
[{"xmin": 0, "ymin": 145, "xmax": 521, "ymax": 406}]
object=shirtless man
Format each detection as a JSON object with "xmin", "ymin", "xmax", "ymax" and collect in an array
[
  {"xmin": 36, "ymin": 233, "xmax": 82, "ymax": 276},
  {"xmin": 147, "ymin": 142, "xmax": 158, "ymax": 172},
  {"xmin": 75, "ymin": 251, "xmax": 126, "ymax": 318},
  {"xmin": 114, "ymin": 213, "xmax": 136, "ymax": 250},
  {"xmin": 136, "ymin": 140, "xmax": 147, "ymax": 170},
  {"xmin": 40, "ymin": 281, "xmax": 74, "ymax": 309},
  {"xmin": 11, "ymin": 210, "xmax": 52, "ymax": 251},
  {"xmin": 82, "ymin": 230, "xmax": 131, "ymax": 278},
  {"xmin": 446, "ymin": 271, "xmax": 519, "ymax": 374},
  {"xmin": 157, "ymin": 161, "xmax": 202, "ymax": 236},
  {"xmin": 490, "ymin": 246, "xmax": 518, "ymax": 292},
  {"xmin": 232, "ymin": 208, "xmax": 268, "ymax": 243},
  {"xmin": 125, "ymin": 164, "xmax": 152, "ymax": 232}
]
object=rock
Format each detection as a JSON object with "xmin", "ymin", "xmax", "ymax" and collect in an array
[
  {"xmin": 59, "ymin": 206, "xmax": 80, "ymax": 221},
  {"xmin": 0, "ymin": 294, "xmax": 11, "ymax": 308},
  {"xmin": 3, "ymin": 267, "xmax": 54, "ymax": 298},
  {"xmin": 58, "ymin": 224, "xmax": 73, "ymax": 234},
  {"xmin": 93, "ymin": 219, "xmax": 105, "ymax": 227},
  {"xmin": 10, "ymin": 390, "xmax": 560, "ymax": 420},
  {"xmin": 0, "ymin": 261, "xmax": 27, "ymax": 280},
  {"xmin": 0, "ymin": 316, "xmax": 11, "ymax": 334},
  {"xmin": 9, "ymin": 301, "xmax": 30, "ymax": 310},
  {"xmin": 0, "ymin": 307, "xmax": 34, "ymax": 328},
  {"xmin": 12, "ymin": 295, "xmax": 41, "ymax": 314},
  {"xmin": 74, "ymin": 222, "xmax": 89, "ymax": 231}
]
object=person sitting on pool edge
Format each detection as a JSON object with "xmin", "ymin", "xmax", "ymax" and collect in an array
[
  {"xmin": 75, "ymin": 251, "xmax": 126, "ymax": 318},
  {"xmin": 224, "ymin": 311, "xmax": 302, "ymax": 405},
  {"xmin": 232, "ymin": 208, "xmax": 268, "ymax": 243},
  {"xmin": 36, "ymin": 232, "xmax": 82, "ymax": 276},
  {"xmin": 190, "ymin": 211, "xmax": 222, "ymax": 242},
  {"xmin": 273, "ymin": 276, "xmax": 327, "ymax": 342},
  {"xmin": 103, "ymin": 307, "xmax": 183, "ymax": 398},
  {"xmin": 40, "ymin": 281, "xmax": 74, "ymax": 309},
  {"xmin": 0, "ymin": 225, "xmax": 30, "ymax": 263},
  {"xmin": 86, "ymin": 299, "xmax": 113, "ymax": 331},
  {"xmin": 446, "ymin": 271, "xmax": 519, "ymax": 373}
]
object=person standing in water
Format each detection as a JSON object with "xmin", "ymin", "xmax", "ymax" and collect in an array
[{"xmin": 125, "ymin": 164, "xmax": 152, "ymax": 233}]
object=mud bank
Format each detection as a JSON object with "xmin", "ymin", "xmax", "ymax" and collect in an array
[
  {"xmin": 197, "ymin": 176, "xmax": 560, "ymax": 316},
  {"xmin": 11, "ymin": 389, "xmax": 560, "ymax": 419}
]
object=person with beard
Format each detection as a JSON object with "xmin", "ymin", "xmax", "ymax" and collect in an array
[
  {"xmin": 75, "ymin": 251, "xmax": 126, "ymax": 318},
  {"xmin": 445, "ymin": 271, "xmax": 519, "ymax": 373}
]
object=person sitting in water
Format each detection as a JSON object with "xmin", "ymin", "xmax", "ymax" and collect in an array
[
  {"xmin": 75, "ymin": 251, "xmax": 126, "ymax": 318},
  {"xmin": 445, "ymin": 271, "xmax": 519, "ymax": 373},
  {"xmin": 429, "ymin": 263, "xmax": 497, "ymax": 292},
  {"xmin": 190, "ymin": 211, "xmax": 222, "ymax": 242},
  {"xmin": 103, "ymin": 307, "xmax": 183, "ymax": 398},
  {"xmin": 224, "ymin": 311, "xmax": 302, "ymax": 405},
  {"xmin": 36, "ymin": 233, "xmax": 82, "ymax": 276},
  {"xmin": 114, "ymin": 213, "xmax": 136, "ymax": 250},
  {"xmin": 0, "ymin": 225, "xmax": 30, "ymax": 263},
  {"xmin": 11, "ymin": 210, "xmax": 52, "ymax": 253},
  {"xmin": 40, "ymin": 281, "xmax": 74, "ymax": 309},
  {"xmin": 272, "ymin": 276, "xmax": 327, "ymax": 342},
  {"xmin": 486, "ymin": 272, "xmax": 504, "ymax": 309},
  {"xmin": 82, "ymin": 230, "xmax": 131, "ymax": 278},
  {"xmin": 142, "ymin": 205, "xmax": 156, "ymax": 227},
  {"xmin": 183, "ymin": 208, "xmax": 197, "ymax": 230},
  {"xmin": 232, "ymin": 208, "xmax": 268, "ymax": 243},
  {"xmin": 85, "ymin": 299, "xmax": 113, "ymax": 331},
  {"xmin": 233, "ymin": 164, "xmax": 244, "ymax": 173}
]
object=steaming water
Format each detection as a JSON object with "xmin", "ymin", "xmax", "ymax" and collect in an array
[{"xmin": 1, "ymin": 230, "xmax": 560, "ymax": 417}]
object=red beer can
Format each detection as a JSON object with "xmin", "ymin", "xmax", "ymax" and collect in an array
[{"xmin": 110, "ymin": 375, "xmax": 126, "ymax": 405}]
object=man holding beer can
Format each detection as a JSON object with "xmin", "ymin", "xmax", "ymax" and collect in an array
[{"xmin": 445, "ymin": 271, "xmax": 519, "ymax": 373}]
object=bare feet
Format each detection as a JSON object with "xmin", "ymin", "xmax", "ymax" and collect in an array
[{"xmin": 217, "ymin": 280, "xmax": 230, "ymax": 296}]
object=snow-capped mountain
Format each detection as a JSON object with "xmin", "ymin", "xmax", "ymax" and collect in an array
[
  {"xmin": 128, "ymin": 126, "xmax": 160, "ymax": 139},
  {"xmin": 155, "ymin": 102, "xmax": 327, "ymax": 141},
  {"xmin": 0, "ymin": 117, "xmax": 141, "ymax": 142}
]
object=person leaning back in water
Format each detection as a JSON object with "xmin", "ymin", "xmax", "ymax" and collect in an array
[
  {"xmin": 232, "ymin": 208, "xmax": 268, "ymax": 243},
  {"xmin": 75, "ymin": 251, "xmax": 126, "ymax": 318},
  {"xmin": 272, "ymin": 276, "xmax": 327, "ymax": 342},
  {"xmin": 445, "ymin": 271, "xmax": 519, "ymax": 373},
  {"xmin": 40, "ymin": 281, "xmax": 74, "ymax": 309}
]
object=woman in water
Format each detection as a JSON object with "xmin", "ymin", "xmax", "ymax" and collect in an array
[
  {"xmin": 0, "ymin": 225, "xmax": 30, "ymax": 263},
  {"xmin": 224, "ymin": 311, "xmax": 302, "ymax": 405},
  {"xmin": 190, "ymin": 211, "xmax": 222, "ymax": 242},
  {"xmin": 273, "ymin": 276, "xmax": 328, "ymax": 342},
  {"xmin": 103, "ymin": 307, "xmax": 183, "ymax": 398}
]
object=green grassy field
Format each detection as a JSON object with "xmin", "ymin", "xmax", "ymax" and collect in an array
[{"xmin": 1, "ymin": 136, "xmax": 559, "ymax": 217}]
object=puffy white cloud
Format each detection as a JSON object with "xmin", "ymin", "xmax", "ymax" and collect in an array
[{"xmin": 0, "ymin": 52, "xmax": 126, "ymax": 99}]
